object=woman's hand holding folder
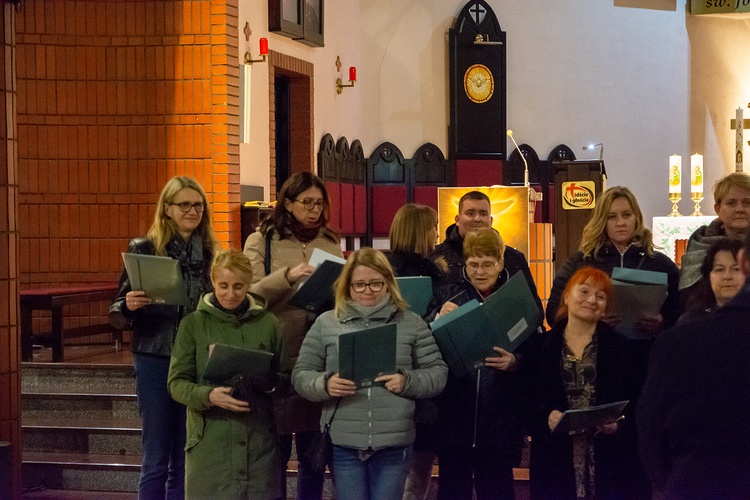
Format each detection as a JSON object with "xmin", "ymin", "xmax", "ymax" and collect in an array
[
  {"xmin": 326, "ymin": 373, "xmax": 357, "ymax": 398},
  {"xmin": 209, "ymin": 386, "xmax": 251, "ymax": 413},
  {"xmin": 125, "ymin": 290, "xmax": 153, "ymax": 311}
]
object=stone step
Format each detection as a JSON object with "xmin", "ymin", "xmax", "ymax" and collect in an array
[
  {"xmin": 23, "ymin": 419, "xmax": 142, "ymax": 456},
  {"xmin": 22, "ymin": 488, "xmax": 138, "ymax": 499},
  {"xmin": 22, "ymin": 392, "xmax": 139, "ymax": 421},
  {"xmin": 22, "ymin": 362, "xmax": 135, "ymax": 394},
  {"xmin": 23, "ymin": 452, "xmax": 140, "ymax": 493}
]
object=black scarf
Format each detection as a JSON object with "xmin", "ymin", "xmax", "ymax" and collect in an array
[
  {"xmin": 166, "ymin": 233, "xmax": 213, "ymax": 312},
  {"xmin": 288, "ymin": 216, "xmax": 324, "ymax": 243}
]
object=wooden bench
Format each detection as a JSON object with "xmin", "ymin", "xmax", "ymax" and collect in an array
[{"xmin": 20, "ymin": 285, "xmax": 120, "ymax": 363}]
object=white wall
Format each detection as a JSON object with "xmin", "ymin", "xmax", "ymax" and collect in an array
[{"xmin": 239, "ymin": 0, "xmax": 750, "ymax": 226}]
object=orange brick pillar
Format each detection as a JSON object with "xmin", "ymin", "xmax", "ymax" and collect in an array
[{"xmin": 0, "ymin": 2, "xmax": 22, "ymax": 499}]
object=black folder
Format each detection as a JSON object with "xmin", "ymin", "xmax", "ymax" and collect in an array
[
  {"xmin": 430, "ymin": 272, "xmax": 541, "ymax": 377},
  {"xmin": 122, "ymin": 253, "xmax": 189, "ymax": 306},
  {"xmin": 201, "ymin": 343, "xmax": 274, "ymax": 385},
  {"xmin": 338, "ymin": 324, "xmax": 397, "ymax": 389},
  {"xmin": 287, "ymin": 260, "xmax": 344, "ymax": 314},
  {"xmin": 552, "ymin": 400, "xmax": 629, "ymax": 433}
]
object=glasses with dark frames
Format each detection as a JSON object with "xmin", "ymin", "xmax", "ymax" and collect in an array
[
  {"xmin": 171, "ymin": 202, "xmax": 205, "ymax": 213},
  {"xmin": 350, "ymin": 281, "xmax": 386, "ymax": 293}
]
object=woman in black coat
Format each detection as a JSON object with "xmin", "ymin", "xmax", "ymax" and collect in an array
[
  {"xmin": 429, "ymin": 229, "xmax": 528, "ymax": 500},
  {"xmin": 545, "ymin": 186, "xmax": 680, "ymax": 335},
  {"xmin": 522, "ymin": 267, "xmax": 649, "ymax": 500},
  {"xmin": 387, "ymin": 203, "xmax": 447, "ymax": 500}
]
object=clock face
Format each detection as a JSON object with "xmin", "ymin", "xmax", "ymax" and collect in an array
[{"xmin": 463, "ymin": 64, "xmax": 494, "ymax": 104}]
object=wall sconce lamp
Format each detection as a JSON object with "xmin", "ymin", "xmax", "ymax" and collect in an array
[
  {"xmin": 245, "ymin": 37, "xmax": 268, "ymax": 65},
  {"xmin": 336, "ymin": 66, "xmax": 357, "ymax": 94}
]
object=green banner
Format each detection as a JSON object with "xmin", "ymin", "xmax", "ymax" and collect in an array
[{"xmin": 691, "ymin": 0, "xmax": 750, "ymax": 14}]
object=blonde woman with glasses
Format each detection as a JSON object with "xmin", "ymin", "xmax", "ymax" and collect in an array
[
  {"xmin": 110, "ymin": 176, "xmax": 219, "ymax": 499},
  {"xmin": 292, "ymin": 248, "xmax": 447, "ymax": 500}
]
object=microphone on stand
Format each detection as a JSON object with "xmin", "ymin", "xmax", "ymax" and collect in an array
[
  {"xmin": 582, "ymin": 142, "xmax": 607, "ymax": 189},
  {"xmin": 582, "ymin": 142, "xmax": 604, "ymax": 162},
  {"xmin": 507, "ymin": 129, "xmax": 529, "ymax": 187}
]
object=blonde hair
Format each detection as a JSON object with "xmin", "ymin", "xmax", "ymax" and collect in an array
[
  {"xmin": 333, "ymin": 247, "xmax": 408, "ymax": 317},
  {"xmin": 713, "ymin": 172, "xmax": 750, "ymax": 205},
  {"xmin": 579, "ymin": 186, "xmax": 654, "ymax": 258},
  {"xmin": 389, "ymin": 204, "xmax": 438, "ymax": 257},
  {"xmin": 463, "ymin": 228, "xmax": 505, "ymax": 261},
  {"xmin": 147, "ymin": 176, "xmax": 219, "ymax": 256},
  {"xmin": 211, "ymin": 249, "xmax": 253, "ymax": 285}
]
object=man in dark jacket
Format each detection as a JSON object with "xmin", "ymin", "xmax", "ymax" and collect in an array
[
  {"xmin": 637, "ymin": 230, "xmax": 750, "ymax": 498},
  {"xmin": 430, "ymin": 190, "xmax": 543, "ymax": 314}
]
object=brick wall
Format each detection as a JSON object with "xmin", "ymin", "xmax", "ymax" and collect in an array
[
  {"xmin": 0, "ymin": 2, "xmax": 22, "ymax": 496},
  {"xmin": 16, "ymin": 0, "xmax": 240, "ymax": 341}
]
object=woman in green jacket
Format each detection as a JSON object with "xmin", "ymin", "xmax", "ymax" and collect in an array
[{"xmin": 168, "ymin": 249, "xmax": 291, "ymax": 499}]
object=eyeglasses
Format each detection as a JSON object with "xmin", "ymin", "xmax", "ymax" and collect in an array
[
  {"xmin": 294, "ymin": 199, "xmax": 325, "ymax": 210},
  {"xmin": 171, "ymin": 202, "xmax": 205, "ymax": 213},
  {"xmin": 350, "ymin": 281, "xmax": 386, "ymax": 293},
  {"xmin": 466, "ymin": 261, "xmax": 498, "ymax": 272}
]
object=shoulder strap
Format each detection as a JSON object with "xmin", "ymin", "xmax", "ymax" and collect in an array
[
  {"xmin": 264, "ymin": 229, "xmax": 273, "ymax": 276},
  {"xmin": 324, "ymin": 397, "xmax": 342, "ymax": 430}
]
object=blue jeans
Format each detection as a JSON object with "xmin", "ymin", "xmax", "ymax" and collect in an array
[
  {"xmin": 332, "ymin": 445, "xmax": 412, "ymax": 500},
  {"xmin": 279, "ymin": 431, "xmax": 326, "ymax": 500},
  {"xmin": 134, "ymin": 353, "xmax": 186, "ymax": 500}
]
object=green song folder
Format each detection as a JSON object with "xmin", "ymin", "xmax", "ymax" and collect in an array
[
  {"xmin": 288, "ymin": 260, "xmax": 344, "ymax": 315},
  {"xmin": 122, "ymin": 253, "xmax": 189, "ymax": 306},
  {"xmin": 201, "ymin": 343, "xmax": 274, "ymax": 385},
  {"xmin": 553, "ymin": 400, "xmax": 629, "ymax": 433},
  {"xmin": 338, "ymin": 324, "xmax": 397, "ymax": 389},
  {"xmin": 611, "ymin": 268, "xmax": 668, "ymax": 339},
  {"xmin": 395, "ymin": 276, "xmax": 432, "ymax": 317},
  {"xmin": 430, "ymin": 272, "xmax": 541, "ymax": 377}
]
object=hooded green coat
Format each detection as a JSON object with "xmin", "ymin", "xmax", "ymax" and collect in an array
[{"xmin": 168, "ymin": 292, "xmax": 291, "ymax": 499}]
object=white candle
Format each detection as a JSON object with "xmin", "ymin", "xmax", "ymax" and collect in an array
[
  {"xmin": 669, "ymin": 154, "xmax": 681, "ymax": 194},
  {"xmin": 737, "ymin": 107, "xmax": 744, "ymax": 172},
  {"xmin": 691, "ymin": 153, "xmax": 703, "ymax": 193}
]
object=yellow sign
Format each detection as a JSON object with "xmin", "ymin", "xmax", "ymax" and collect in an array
[
  {"xmin": 437, "ymin": 186, "xmax": 529, "ymax": 259},
  {"xmin": 561, "ymin": 181, "xmax": 596, "ymax": 210}
]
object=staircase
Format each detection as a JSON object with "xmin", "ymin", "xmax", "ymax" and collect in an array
[
  {"xmin": 22, "ymin": 363, "xmax": 141, "ymax": 495},
  {"xmin": 20, "ymin": 362, "xmax": 336, "ymax": 498}
]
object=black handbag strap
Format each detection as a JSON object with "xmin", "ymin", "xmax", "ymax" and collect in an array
[
  {"xmin": 264, "ymin": 228, "xmax": 273, "ymax": 276},
  {"xmin": 323, "ymin": 398, "xmax": 342, "ymax": 431}
]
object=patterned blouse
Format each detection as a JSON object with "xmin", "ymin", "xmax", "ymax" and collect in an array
[{"xmin": 561, "ymin": 334, "xmax": 598, "ymax": 500}]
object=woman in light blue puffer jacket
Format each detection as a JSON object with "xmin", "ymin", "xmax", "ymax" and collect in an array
[{"xmin": 292, "ymin": 247, "xmax": 448, "ymax": 500}]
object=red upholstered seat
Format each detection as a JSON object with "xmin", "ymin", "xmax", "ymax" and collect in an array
[
  {"xmin": 325, "ymin": 181, "xmax": 341, "ymax": 232},
  {"xmin": 413, "ymin": 186, "xmax": 438, "ymax": 211},
  {"xmin": 455, "ymin": 159, "xmax": 502, "ymax": 186},
  {"xmin": 340, "ymin": 183, "xmax": 355, "ymax": 234},
  {"xmin": 354, "ymin": 184, "xmax": 367, "ymax": 235},
  {"xmin": 371, "ymin": 185, "xmax": 407, "ymax": 235}
]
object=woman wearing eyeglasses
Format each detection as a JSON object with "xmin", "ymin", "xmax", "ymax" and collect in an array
[
  {"xmin": 110, "ymin": 176, "xmax": 219, "ymax": 499},
  {"xmin": 243, "ymin": 171, "xmax": 344, "ymax": 500},
  {"xmin": 292, "ymin": 248, "xmax": 448, "ymax": 500},
  {"xmin": 427, "ymin": 228, "xmax": 529, "ymax": 500}
]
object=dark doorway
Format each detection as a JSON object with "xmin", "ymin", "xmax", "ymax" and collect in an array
[{"xmin": 274, "ymin": 74, "xmax": 291, "ymax": 195}]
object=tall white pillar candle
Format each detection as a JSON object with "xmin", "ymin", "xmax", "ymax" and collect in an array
[{"xmin": 691, "ymin": 153, "xmax": 703, "ymax": 193}]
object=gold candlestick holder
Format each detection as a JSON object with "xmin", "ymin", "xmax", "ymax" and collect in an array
[
  {"xmin": 691, "ymin": 192, "xmax": 704, "ymax": 216},
  {"xmin": 668, "ymin": 192, "xmax": 682, "ymax": 217}
]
